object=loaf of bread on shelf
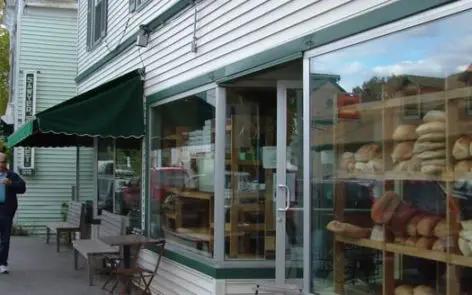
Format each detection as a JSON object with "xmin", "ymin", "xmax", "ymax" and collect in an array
[
  {"xmin": 453, "ymin": 136, "xmax": 472, "ymax": 160},
  {"xmin": 395, "ymin": 236, "xmax": 406, "ymax": 244},
  {"xmin": 434, "ymin": 219, "xmax": 460, "ymax": 238},
  {"xmin": 461, "ymin": 220, "xmax": 472, "ymax": 231},
  {"xmin": 417, "ymin": 149, "xmax": 446, "ymax": 160},
  {"xmin": 407, "ymin": 156, "xmax": 421, "ymax": 172},
  {"xmin": 459, "ymin": 230, "xmax": 472, "ymax": 241},
  {"xmin": 392, "ymin": 142, "xmax": 414, "ymax": 163},
  {"xmin": 393, "ymin": 124, "xmax": 418, "ymax": 141},
  {"xmin": 339, "ymin": 152, "xmax": 356, "ymax": 171},
  {"xmin": 393, "ymin": 161, "xmax": 409, "ymax": 172},
  {"xmin": 417, "ymin": 215, "xmax": 442, "ymax": 237},
  {"xmin": 405, "ymin": 236, "xmax": 418, "ymax": 247},
  {"xmin": 395, "ymin": 284, "xmax": 414, "ymax": 295},
  {"xmin": 365, "ymin": 159, "xmax": 383, "ymax": 173},
  {"xmin": 417, "ymin": 133, "xmax": 446, "ymax": 142},
  {"xmin": 454, "ymin": 160, "xmax": 472, "ymax": 175},
  {"xmin": 420, "ymin": 164, "xmax": 445, "ymax": 175},
  {"xmin": 355, "ymin": 143, "xmax": 381, "ymax": 162},
  {"xmin": 416, "ymin": 121, "xmax": 446, "ymax": 136},
  {"xmin": 459, "ymin": 237, "xmax": 472, "ymax": 256},
  {"xmin": 416, "ymin": 237, "xmax": 435, "ymax": 250},
  {"xmin": 388, "ymin": 201, "xmax": 417, "ymax": 236},
  {"xmin": 355, "ymin": 162, "xmax": 367, "ymax": 172},
  {"xmin": 413, "ymin": 285, "xmax": 437, "ymax": 295},
  {"xmin": 413, "ymin": 141, "xmax": 445, "ymax": 154},
  {"xmin": 371, "ymin": 191, "xmax": 401, "ymax": 224},
  {"xmin": 407, "ymin": 214, "xmax": 424, "ymax": 237},
  {"xmin": 432, "ymin": 238, "xmax": 446, "ymax": 252},
  {"xmin": 326, "ymin": 220, "xmax": 371, "ymax": 239},
  {"xmin": 423, "ymin": 110, "xmax": 446, "ymax": 122}
]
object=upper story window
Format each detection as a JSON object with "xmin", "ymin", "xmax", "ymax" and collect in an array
[
  {"xmin": 87, "ymin": 0, "xmax": 108, "ymax": 51},
  {"xmin": 129, "ymin": 0, "xmax": 151, "ymax": 13}
]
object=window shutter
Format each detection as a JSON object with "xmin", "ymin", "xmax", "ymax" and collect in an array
[
  {"xmin": 86, "ymin": 0, "xmax": 93, "ymax": 50},
  {"xmin": 129, "ymin": 0, "xmax": 136, "ymax": 12},
  {"xmin": 101, "ymin": 0, "xmax": 108, "ymax": 38}
]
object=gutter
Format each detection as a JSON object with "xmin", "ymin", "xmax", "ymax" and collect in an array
[{"xmin": 24, "ymin": 0, "xmax": 77, "ymax": 10}]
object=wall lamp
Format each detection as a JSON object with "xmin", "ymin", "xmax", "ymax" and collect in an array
[{"xmin": 136, "ymin": 24, "xmax": 152, "ymax": 47}]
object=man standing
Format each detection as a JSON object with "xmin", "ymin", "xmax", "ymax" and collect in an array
[{"xmin": 0, "ymin": 152, "xmax": 26, "ymax": 274}]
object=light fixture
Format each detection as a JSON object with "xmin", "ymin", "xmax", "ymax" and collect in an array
[{"xmin": 136, "ymin": 24, "xmax": 151, "ymax": 47}]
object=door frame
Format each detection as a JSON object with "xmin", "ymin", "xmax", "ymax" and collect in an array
[{"xmin": 275, "ymin": 80, "xmax": 304, "ymax": 284}]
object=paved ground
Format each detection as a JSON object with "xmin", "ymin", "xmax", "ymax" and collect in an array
[{"xmin": 0, "ymin": 236, "xmax": 109, "ymax": 295}]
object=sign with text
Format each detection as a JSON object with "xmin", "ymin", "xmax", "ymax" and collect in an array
[{"xmin": 20, "ymin": 72, "xmax": 36, "ymax": 176}]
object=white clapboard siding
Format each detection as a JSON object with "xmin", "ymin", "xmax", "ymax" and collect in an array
[
  {"xmin": 12, "ymin": 6, "xmax": 94, "ymax": 236},
  {"xmin": 77, "ymin": 0, "xmax": 394, "ymax": 94}
]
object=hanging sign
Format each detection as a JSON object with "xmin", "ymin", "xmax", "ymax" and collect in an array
[{"xmin": 20, "ymin": 72, "xmax": 37, "ymax": 176}]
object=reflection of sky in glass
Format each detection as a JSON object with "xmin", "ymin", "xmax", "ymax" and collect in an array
[{"xmin": 310, "ymin": 9, "xmax": 472, "ymax": 92}]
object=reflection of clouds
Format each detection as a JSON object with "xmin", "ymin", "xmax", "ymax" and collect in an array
[{"xmin": 311, "ymin": 9, "xmax": 472, "ymax": 92}]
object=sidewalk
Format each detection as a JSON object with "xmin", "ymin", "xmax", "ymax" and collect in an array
[{"xmin": 0, "ymin": 236, "xmax": 108, "ymax": 295}]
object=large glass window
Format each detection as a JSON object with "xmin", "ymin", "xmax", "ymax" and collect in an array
[
  {"xmin": 149, "ymin": 89, "xmax": 216, "ymax": 257},
  {"xmin": 309, "ymin": 10, "xmax": 472, "ymax": 295},
  {"xmin": 97, "ymin": 138, "xmax": 142, "ymax": 229}
]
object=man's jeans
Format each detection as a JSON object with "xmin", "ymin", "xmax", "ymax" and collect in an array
[{"xmin": 0, "ymin": 205, "xmax": 13, "ymax": 266}]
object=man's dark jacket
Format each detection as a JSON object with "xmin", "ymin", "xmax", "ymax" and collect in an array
[{"xmin": 2, "ymin": 170, "xmax": 26, "ymax": 217}]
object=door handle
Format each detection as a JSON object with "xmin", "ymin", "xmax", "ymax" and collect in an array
[{"xmin": 277, "ymin": 184, "xmax": 291, "ymax": 212}]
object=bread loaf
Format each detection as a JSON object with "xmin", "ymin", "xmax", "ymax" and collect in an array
[
  {"xmin": 355, "ymin": 143, "xmax": 381, "ymax": 162},
  {"xmin": 413, "ymin": 141, "xmax": 445, "ymax": 154},
  {"xmin": 423, "ymin": 110, "xmax": 446, "ymax": 122},
  {"xmin": 407, "ymin": 156, "xmax": 421, "ymax": 172},
  {"xmin": 365, "ymin": 159, "xmax": 383, "ymax": 173},
  {"xmin": 459, "ymin": 230, "xmax": 472, "ymax": 241},
  {"xmin": 407, "ymin": 215, "xmax": 424, "ymax": 237},
  {"xmin": 432, "ymin": 239, "xmax": 446, "ymax": 252},
  {"xmin": 454, "ymin": 160, "xmax": 472, "ymax": 175},
  {"xmin": 417, "ymin": 149, "xmax": 446, "ymax": 160},
  {"xmin": 395, "ymin": 285, "xmax": 414, "ymax": 295},
  {"xmin": 388, "ymin": 202, "xmax": 417, "ymax": 236},
  {"xmin": 326, "ymin": 220, "xmax": 371, "ymax": 239},
  {"xmin": 393, "ymin": 161, "xmax": 409, "ymax": 172},
  {"xmin": 459, "ymin": 237, "xmax": 472, "ymax": 256},
  {"xmin": 416, "ymin": 122, "xmax": 446, "ymax": 136},
  {"xmin": 339, "ymin": 152, "xmax": 355, "ymax": 171},
  {"xmin": 416, "ymin": 237, "xmax": 435, "ymax": 250},
  {"xmin": 453, "ymin": 136, "xmax": 472, "ymax": 160},
  {"xmin": 393, "ymin": 125, "xmax": 418, "ymax": 141},
  {"xmin": 434, "ymin": 219, "xmax": 460, "ymax": 238},
  {"xmin": 395, "ymin": 236, "xmax": 406, "ymax": 244},
  {"xmin": 371, "ymin": 191, "xmax": 401, "ymax": 224},
  {"xmin": 417, "ymin": 133, "xmax": 445, "ymax": 142},
  {"xmin": 417, "ymin": 216, "xmax": 442, "ymax": 237},
  {"xmin": 355, "ymin": 162, "xmax": 367, "ymax": 172},
  {"xmin": 405, "ymin": 237, "xmax": 418, "ymax": 247},
  {"xmin": 421, "ymin": 165, "xmax": 445, "ymax": 175},
  {"xmin": 392, "ymin": 142, "xmax": 414, "ymax": 163},
  {"xmin": 413, "ymin": 285, "xmax": 437, "ymax": 295},
  {"xmin": 461, "ymin": 220, "xmax": 472, "ymax": 231}
]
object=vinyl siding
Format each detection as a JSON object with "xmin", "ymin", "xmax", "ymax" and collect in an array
[{"xmin": 12, "ymin": 6, "xmax": 84, "ymax": 235}]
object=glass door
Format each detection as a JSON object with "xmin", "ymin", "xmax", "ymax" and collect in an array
[{"xmin": 275, "ymin": 81, "xmax": 304, "ymax": 288}]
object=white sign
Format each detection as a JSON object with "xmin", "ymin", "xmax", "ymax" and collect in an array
[{"xmin": 20, "ymin": 71, "xmax": 37, "ymax": 176}]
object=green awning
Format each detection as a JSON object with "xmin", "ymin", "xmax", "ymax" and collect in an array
[{"xmin": 8, "ymin": 69, "xmax": 144, "ymax": 147}]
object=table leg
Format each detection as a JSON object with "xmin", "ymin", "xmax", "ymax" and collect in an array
[{"xmin": 119, "ymin": 245, "xmax": 132, "ymax": 294}]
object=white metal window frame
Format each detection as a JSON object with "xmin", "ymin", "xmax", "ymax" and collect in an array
[
  {"xmin": 302, "ymin": 1, "xmax": 472, "ymax": 293},
  {"xmin": 87, "ymin": 0, "xmax": 108, "ymax": 51}
]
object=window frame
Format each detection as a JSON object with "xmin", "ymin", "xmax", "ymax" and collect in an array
[
  {"xmin": 129, "ymin": 0, "xmax": 151, "ymax": 13},
  {"xmin": 87, "ymin": 0, "xmax": 108, "ymax": 51}
]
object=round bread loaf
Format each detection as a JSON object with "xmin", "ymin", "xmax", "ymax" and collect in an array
[
  {"xmin": 432, "ymin": 239, "xmax": 446, "ymax": 252},
  {"xmin": 355, "ymin": 143, "xmax": 381, "ymax": 162},
  {"xmin": 365, "ymin": 159, "xmax": 383, "ymax": 173},
  {"xmin": 421, "ymin": 158, "xmax": 446, "ymax": 166},
  {"xmin": 453, "ymin": 136, "xmax": 472, "ymax": 160},
  {"xmin": 355, "ymin": 162, "xmax": 367, "ymax": 172},
  {"xmin": 392, "ymin": 142, "xmax": 414, "ymax": 163},
  {"xmin": 392, "ymin": 124, "xmax": 418, "ymax": 141},
  {"xmin": 395, "ymin": 236, "xmax": 406, "ymax": 245},
  {"xmin": 340, "ymin": 152, "xmax": 356, "ymax": 171},
  {"xmin": 417, "ymin": 133, "xmax": 445, "ymax": 142},
  {"xmin": 459, "ymin": 237, "xmax": 472, "ymax": 256},
  {"xmin": 417, "ymin": 149, "xmax": 446, "ymax": 160},
  {"xmin": 405, "ymin": 236, "xmax": 418, "ymax": 247},
  {"xmin": 388, "ymin": 202, "xmax": 417, "ymax": 236},
  {"xmin": 395, "ymin": 284, "xmax": 414, "ymax": 295},
  {"xmin": 416, "ymin": 122, "xmax": 446, "ymax": 136},
  {"xmin": 434, "ymin": 219, "xmax": 460, "ymax": 238},
  {"xmin": 413, "ymin": 285, "xmax": 437, "ymax": 295},
  {"xmin": 393, "ymin": 161, "xmax": 409, "ymax": 172},
  {"xmin": 421, "ymin": 165, "xmax": 445, "ymax": 175},
  {"xmin": 407, "ymin": 156, "xmax": 421, "ymax": 172},
  {"xmin": 413, "ymin": 141, "xmax": 445, "ymax": 154},
  {"xmin": 371, "ymin": 191, "xmax": 401, "ymax": 224},
  {"xmin": 417, "ymin": 216, "xmax": 442, "ymax": 237},
  {"xmin": 423, "ymin": 110, "xmax": 446, "ymax": 122},
  {"xmin": 454, "ymin": 160, "xmax": 472, "ymax": 175},
  {"xmin": 407, "ymin": 214, "xmax": 424, "ymax": 237},
  {"xmin": 416, "ymin": 237, "xmax": 435, "ymax": 250}
]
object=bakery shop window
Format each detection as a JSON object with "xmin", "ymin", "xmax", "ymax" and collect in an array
[
  {"xmin": 309, "ymin": 9, "xmax": 472, "ymax": 295},
  {"xmin": 149, "ymin": 89, "xmax": 216, "ymax": 257}
]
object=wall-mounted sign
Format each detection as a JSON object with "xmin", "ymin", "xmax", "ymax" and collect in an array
[{"xmin": 20, "ymin": 72, "xmax": 37, "ymax": 176}]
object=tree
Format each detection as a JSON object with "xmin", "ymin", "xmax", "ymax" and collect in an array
[
  {"xmin": 352, "ymin": 76, "xmax": 388, "ymax": 103},
  {"xmin": 0, "ymin": 26, "xmax": 9, "ymax": 116}
]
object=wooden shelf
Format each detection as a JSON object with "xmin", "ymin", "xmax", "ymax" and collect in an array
[
  {"xmin": 335, "ymin": 235, "xmax": 383, "ymax": 250},
  {"xmin": 335, "ymin": 171, "xmax": 455, "ymax": 182},
  {"xmin": 339, "ymin": 86, "xmax": 472, "ymax": 112}
]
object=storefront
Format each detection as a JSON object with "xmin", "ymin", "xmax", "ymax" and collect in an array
[{"xmin": 143, "ymin": 1, "xmax": 472, "ymax": 294}]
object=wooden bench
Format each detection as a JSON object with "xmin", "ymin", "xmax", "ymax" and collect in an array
[
  {"xmin": 46, "ymin": 201, "xmax": 84, "ymax": 253},
  {"xmin": 72, "ymin": 211, "xmax": 126, "ymax": 286}
]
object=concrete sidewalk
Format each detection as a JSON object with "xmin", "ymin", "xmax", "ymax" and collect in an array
[{"xmin": 0, "ymin": 236, "xmax": 108, "ymax": 295}]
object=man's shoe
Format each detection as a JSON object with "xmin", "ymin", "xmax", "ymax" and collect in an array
[{"xmin": 0, "ymin": 265, "xmax": 9, "ymax": 274}]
